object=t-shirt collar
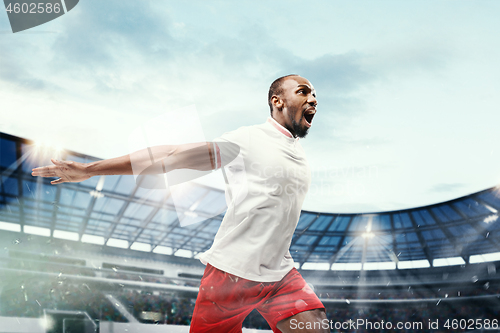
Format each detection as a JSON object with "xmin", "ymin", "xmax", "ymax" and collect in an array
[{"xmin": 267, "ymin": 117, "xmax": 298, "ymax": 140}]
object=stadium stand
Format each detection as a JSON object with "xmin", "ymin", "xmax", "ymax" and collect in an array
[{"xmin": 1, "ymin": 131, "xmax": 500, "ymax": 332}]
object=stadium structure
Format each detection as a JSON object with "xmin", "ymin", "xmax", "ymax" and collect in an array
[{"xmin": 0, "ymin": 131, "xmax": 499, "ymax": 333}]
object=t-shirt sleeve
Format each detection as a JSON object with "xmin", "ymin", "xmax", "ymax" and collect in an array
[{"xmin": 212, "ymin": 126, "xmax": 249, "ymax": 169}]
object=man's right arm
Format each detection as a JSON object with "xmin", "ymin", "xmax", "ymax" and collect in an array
[{"xmin": 31, "ymin": 142, "xmax": 216, "ymax": 185}]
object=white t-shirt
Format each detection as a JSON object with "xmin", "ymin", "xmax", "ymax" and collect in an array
[{"xmin": 199, "ymin": 117, "xmax": 311, "ymax": 282}]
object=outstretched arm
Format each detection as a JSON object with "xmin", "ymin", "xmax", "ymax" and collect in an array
[{"xmin": 31, "ymin": 142, "xmax": 215, "ymax": 185}]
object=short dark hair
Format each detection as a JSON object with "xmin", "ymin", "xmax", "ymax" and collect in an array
[{"xmin": 268, "ymin": 74, "xmax": 299, "ymax": 115}]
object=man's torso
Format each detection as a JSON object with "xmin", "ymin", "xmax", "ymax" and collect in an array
[{"xmin": 199, "ymin": 118, "xmax": 311, "ymax": 282}]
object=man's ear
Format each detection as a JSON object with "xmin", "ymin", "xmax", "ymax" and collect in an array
[{"xmin": 271, "ymin": 95, "xmax": 283, "ymax": 112}]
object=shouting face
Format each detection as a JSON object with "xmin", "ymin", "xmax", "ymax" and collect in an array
[{"xmin": 272, "ymin": 76, "xmax": 317, "ymax": 138}]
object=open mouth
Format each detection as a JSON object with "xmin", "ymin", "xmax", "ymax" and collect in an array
[{"xmin": 304, "ymin": 109, "xmax": 316, "ymax": 125}]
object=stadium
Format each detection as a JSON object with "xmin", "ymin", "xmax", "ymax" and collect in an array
[
  {"xmin": 2, "ymin": 2, "xmax": 500, "ymax": 332},
  {"xmin": 1, "ymin": 130, "xmax": 499, "ymax": 333}
]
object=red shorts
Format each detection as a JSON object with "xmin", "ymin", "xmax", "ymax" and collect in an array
[{"xmin": 189, "ymin": 264, "xmax": 325, "ymax": 333}]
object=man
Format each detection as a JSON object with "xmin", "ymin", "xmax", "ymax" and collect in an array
[{"xmin": 32, "ymin": 75, "xmax": 328, "ymax": 333}]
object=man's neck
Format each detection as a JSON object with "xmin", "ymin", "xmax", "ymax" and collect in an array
[{"xmin": 267, "ymin": 117, "xmax": 294, "ymax": 138}]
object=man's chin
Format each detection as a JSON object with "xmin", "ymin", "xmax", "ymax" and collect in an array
[
  {"xmin": 297, "ymin": 130, "xmax": 309, "ymax": 138},
  {"xmin": 294, "ymin": 125, "xmax": 309, "ymax": 138},
  {"xmin": 291, "ymin": 118, "xmax": 310, "ymax": 138}
]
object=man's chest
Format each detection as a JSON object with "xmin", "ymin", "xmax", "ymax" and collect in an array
[{"xmin": 244, "ymin": 137, "xmax": 310, "ymax": 190}]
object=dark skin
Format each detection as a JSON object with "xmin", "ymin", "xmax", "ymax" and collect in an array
[
  {"xmin": 31, "ymin": 142, "xmax": 214, "ymax": 184},
  {"xmin": 31, "ymin": 76, "xmax": 318, "ymax": 183},
  {"xmin": 32, "ymin": 75, "xmax": 328, "ymax": 333},
  {"xmin": 271, "ymin": 76, "xmax": 318, "ymax": 139},
  {"xmin": 277, "ymin": 308, "xmax": 329, "ymax": 333},
  {"xmin": 270, "ymin": 76, "xmax": 328, "ymax": 333}
]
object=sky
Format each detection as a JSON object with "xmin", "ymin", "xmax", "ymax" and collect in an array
[{"xmin": 1, "ymin": 0, "xmax": 500, "ymax": 213}]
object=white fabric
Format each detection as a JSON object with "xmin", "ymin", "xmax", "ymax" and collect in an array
[{"xmin": 199, "ymin": 118, "xmax": 311, "ymax": 282}]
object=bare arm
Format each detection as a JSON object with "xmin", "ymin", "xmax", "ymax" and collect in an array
[{"xmin": 32, "ymin": 142, "xmax": 215, "ymax": 185}]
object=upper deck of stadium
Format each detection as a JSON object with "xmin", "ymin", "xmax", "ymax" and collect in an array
[{"xmin": 1, "ymin": 131, "xmax": 499, "ymax": 273}]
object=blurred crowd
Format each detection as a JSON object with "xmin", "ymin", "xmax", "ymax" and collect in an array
[
  {"xmin": 118, "ymin": 289, "xmax": 194, "ymax": 325},
  {"xmin": 1, "ymin": 269, "xmax": 499, "ymax": 331},
  {"xmin": 104, "ymin": 272, "xmax": 199, "ymax": 287},
  {"xmin": 326, "ymin": 304, "xmax": 500, "ymax": 333},
  {"xmin": 317, "ymin": 281, "xmax": 500, "ymax": 300},
  {"xmin": 0, "ymin": 277, "xmax": 126, "ymax": 321}
]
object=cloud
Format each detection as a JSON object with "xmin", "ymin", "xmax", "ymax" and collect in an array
[
  {"xmin": 368, "ymin": 39, "xmax": 452, "ymax": 76},
  {"xmin": 428, "ymin": 183, "xmax": 466, "ymax": 193},
  {"xmin": 296, "ymin": 52, "xmax": 375, "ymax": 94},
  {"xmin": 0, "ymin": 57, "xmax": 46, "ymax": 90},
  {"xmin": 330, "ymin": 135, "xmax": 390, "ymax": 148},
  {"xmin": 51, "ymin": 0, "xmax": 176, "ymax": 69},
  {"xmin": 1, "ymin": 0, "xmax": 378, "ymax": 126},
  {"xmin": 0, "ymin": 31, "xmax": 52, "ymax": 91}
]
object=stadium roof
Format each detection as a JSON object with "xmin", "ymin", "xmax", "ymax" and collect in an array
[{"xmin": 1, "ymin": 132, "xmax": 500, "ymax": 271}]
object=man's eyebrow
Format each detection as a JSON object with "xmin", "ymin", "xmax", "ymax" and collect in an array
[
  {"xmin": 297, "ymin": 84, "xmax": 316, "ymax": 97},
  {"xmin": 297, "ymin": 84, "xmax": 312, "ymax": 91}
]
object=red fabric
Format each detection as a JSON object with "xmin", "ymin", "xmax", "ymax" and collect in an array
[
  {"xmin": 189, "ymin": 264, "xmax": 324, "ymax": 333},
  {"xmin": 267, "ymin": 117, "xmax": 293, "ymax": 138},
  {"xmin": 215, "ymin": 143, "xmax": 221, "ymax": 169}
]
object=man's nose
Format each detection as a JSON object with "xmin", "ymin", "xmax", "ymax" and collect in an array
[{"xmin": 308, "ymin": 94, "xmax": 317, "ymax": 106}]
